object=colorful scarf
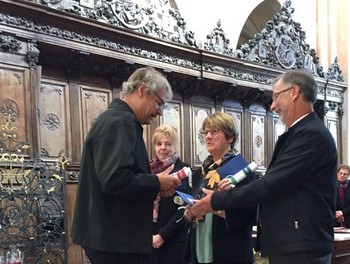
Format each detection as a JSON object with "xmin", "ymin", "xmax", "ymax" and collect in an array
[
  {"xmin": 150, "ymin": 152, "xmax": 179, "ymax": 223},
  {"xmin": 201, "ymin": 151, "xmax": 235, "ymax": 190},
  {"xmin": 338, "ymin": 180, "xmax": 348, "ymax": 208}
]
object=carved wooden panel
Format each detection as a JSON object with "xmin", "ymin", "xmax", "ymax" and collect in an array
[
  {"xmin": 191, "ymin": 104, "xmax": 213, "ymax": 168},
  {"xmin": 250, "ymin": 113, "xmax": 266, "ymax": 168},
  {"xmin": 80, "ymin": 86, "xmax": 112, "ymax": 141},
  {"xmin": 224, "ymin": 108, "xmax": 243, "ymax": 154},
  {"xmin": 161, "ymin": 101, "xmax": 184, "ymax": 157},
  {"xmin": 325, "ymin": 115, "xmax": 340, "ymax": 150},
  {"xmin": 0, "ymin": 65, "xmax": 29, "ymax": 144},
  {"xmin": 38, "ymin": 79, "xmax": 71, "ymax": 159},
  {"xmin": 273, "ymin": 115, "xmax": 286, "ymax": 146},
  {"xmin": 143, "ymin": 124, "xmax": 152, "ymax": 159}
]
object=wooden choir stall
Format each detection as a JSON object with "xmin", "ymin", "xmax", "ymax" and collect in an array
[{"xmin": 0, "ymin": 0, "xmax": 347, "ymax": 263}]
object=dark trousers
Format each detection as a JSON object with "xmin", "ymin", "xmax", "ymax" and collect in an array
[
  {"xmin": 84, "ymin": 248, "xmax": 151, "ymax": 264},
  {"xmin": 269, "ymin": 251, "xmax": 332, "ymax": 264}
]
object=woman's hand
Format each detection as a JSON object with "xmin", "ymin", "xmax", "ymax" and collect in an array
[
  {"xmin": 185, "ymin": 207, "xmax": 204, "ymax": 222},
  {"xmin": 218, "ymin": 177, "xmax": 233, "ymax": 191},
  {"xmin": 152, "ymin": 234, "xmax": 164, "ymax": 249},
  {"xmin": 336, "ymin": 210, "xmax": 344, "ymax": 223}
]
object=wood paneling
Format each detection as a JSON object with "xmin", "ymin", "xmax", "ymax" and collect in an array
[
  {"xmin": 80, "ymin": 86, "xmax": 112, "ymax": 142},
  {"xmin": 191, "ymin": 103, "xmax": 214, "ymax": 168},
  {"xmin": 0, "ymin": 65, "xmax": 30, "ymax": 143},
  {"xmin": 38, "ymin": 79, "xmax": 71, "ymax": 159},
  {"xmin": 225, "ymin": 108, "xmax": 244, "ymax": 154},
  {"xmin": 0, "ymin": 1, "xmax": 346, "ymax": 261},
  {"xmin": 250, "ymin": 113, "xmax": 266, "ymax": 168},
  {"xmin": 161, "ymin": 101, "xmax": 184, "ymax": 157}
]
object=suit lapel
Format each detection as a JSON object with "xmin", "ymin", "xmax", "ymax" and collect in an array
[{"xmin": 269, "ymin": 131, "xmax": 290, "ymax": 166}]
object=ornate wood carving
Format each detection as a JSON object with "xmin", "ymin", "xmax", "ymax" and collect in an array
[
  {"xmin": 327, "ymin": 57, "xmax": 344, "ymax": 82},
  {"xmin": 224, "ymin": 109, "xmax": 243, "ymax": 153},
  {"xmin": 233, "ymin": 0, "xmax": 343, "ymax": 81},
  {"xmin": 0, "ymin": 34, "xmax": 21, "ymax": 52},
  {"xmin": 0, "ymin": 68, "xmax": 28, "ymax": 144},
  {"xmin": 26, "ymin": 40, "xmax": 39, "ymax": 68},
  {"xmin": 38, "ymin": 80, "xmax": 71, "ymax": 159},
  {"xmin": 41, "ymin": 0, "xmax": 198, "ymax": 48},
  {"xmin": 192, "ymin": 104, "xmax": 213, "ymax": 167},
  {"xmin": 0, "ymin": 1, "xmax": 345, "ymax": 106},
  {"xmin": 251, "ymin": 114, "xmax": 265, "ymax": 167},
  {"xmin": 80, "ymin": 85, "xmax": 112, "ymax": 140},
  {"xmin": 0, "ymin": 0, "xmax": 346, "ymax": 160},
  {"xmin": 203, "ymin": 20, "xmax": 234, "ymax": 56},
  {"xmin": 0, "ymin": 1, "xmax": 346, "ymax": 262}
]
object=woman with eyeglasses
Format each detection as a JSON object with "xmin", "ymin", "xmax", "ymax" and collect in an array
[
  {"xmin": 150, "ymin": 125, "xmax": 196, "ymax": 264},
  {"xmin": 184, "ymin": 112, "xmax": 256, "ymax": 264}
]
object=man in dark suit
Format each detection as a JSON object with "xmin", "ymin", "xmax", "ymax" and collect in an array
[
  {"xmin": 188, "ymin": 69, "xmax": 337, "ymax": 264},
  {"xmin": 72, "ymin": 67, "xmax": 180, "ymax": 264}
]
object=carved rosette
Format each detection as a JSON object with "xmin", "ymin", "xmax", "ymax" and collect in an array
[{"xmin": 0, "ymin": 99, "xmax": 19, "ymax": 122}]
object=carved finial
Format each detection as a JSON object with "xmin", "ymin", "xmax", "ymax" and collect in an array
[{"xmin": 327, "ymin": 56, "xmax": 344, "ymax": 82}]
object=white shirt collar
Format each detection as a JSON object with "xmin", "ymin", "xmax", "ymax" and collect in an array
[{"xmin": 290, "ymin": 112, "xmax": 312, "ymax": 127}]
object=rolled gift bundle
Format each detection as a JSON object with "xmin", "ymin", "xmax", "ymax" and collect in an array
[
  {"xmin": 173, "ymin": 195, "xmax": 184, "ymax": 205},
  {"xmin": 171, "ymin": 166, "xmax": 192, "ymax": 187},
  {"xmin": 227, "ymin": 161, "xmax": 258, "ymax": 187},
  {"xmin": 172, "ymin": 167, "xmax": 194, "ymax": 207}
]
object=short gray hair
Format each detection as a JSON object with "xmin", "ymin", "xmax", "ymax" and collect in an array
[
  {"xmin": 120, "ymin": 67, "xmax": 173, "ymax": 100},
  {"xmin": 273, "ymin": 69, "xmax": 318, "ymax": 103}
]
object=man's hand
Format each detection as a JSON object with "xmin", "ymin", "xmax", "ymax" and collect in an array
[
  {"xmin": 157, "ymin": 164, "xmax": 181, "ymax": 197},
  {"xmin": 187, "ymin": 188, "xmax": 215, "ymax": 217}
]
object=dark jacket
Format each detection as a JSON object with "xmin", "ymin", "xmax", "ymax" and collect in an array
[
  {"xmin": 211, "ymin": 112, "xmax": 338, "ymax": 257},
  {"xmin": 335, "ymin": 181, "xmax": 350, "ymax": 228},
  {"xmin": 72, "ymin": 98, "xmax": 160, "ymax": 254},
  {"xmin": 188, "ymin": 157, "xmax": 257, "ymax": 264},
  {"xmin": 151, "ymin": 158, "xmax": 192, "ymax": 264}
]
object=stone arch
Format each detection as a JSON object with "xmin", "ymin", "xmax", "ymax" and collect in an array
[{"xmin": 237, "ymin": 0, "xmax": 281, "ymax": 48}]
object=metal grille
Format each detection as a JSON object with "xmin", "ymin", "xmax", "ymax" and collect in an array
[{"xmin": 0, "ymin": 117, "xmax": 67, "ymax": 263}]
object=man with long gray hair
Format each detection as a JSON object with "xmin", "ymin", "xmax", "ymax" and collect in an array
[{"xmin": 72, "ymin": 66, "xmax": 181, "ymax": 264}]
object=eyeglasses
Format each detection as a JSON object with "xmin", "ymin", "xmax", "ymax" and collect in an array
[
  {"xmin": 272, "ymin": 86, "xmax": 294, "ymax": 102},
  {"xmin": 154, "ymin": 91, "xmax": 167, "ymax": 111},
  {"xmin": 200, "ymin": 129, "xmax": 220, "ymax": 136}
]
